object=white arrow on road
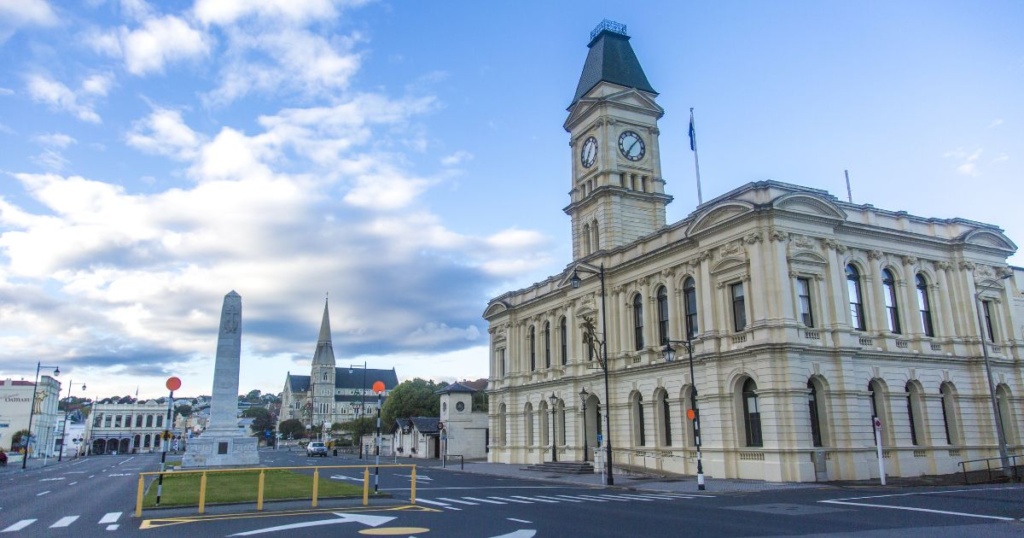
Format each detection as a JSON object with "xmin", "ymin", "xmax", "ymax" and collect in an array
[
  {"xmin": 229, "ymin": 513, "xmax": 395, "ymax": 536},
  {"xmin": 491, "ymin": 531, "xmax": 537, "ymax": 538},
  {"xmin": 396, "ymin": 474, "xmax": 432, "ymax": 481},
  {"xmin": 328, "ymin": 474, "xmax": 363, "ymax": 482}
]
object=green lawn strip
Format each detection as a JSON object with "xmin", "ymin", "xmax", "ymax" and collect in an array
[{"xmin": 142, "ymin": 469, "xmax": 367, "ymax": 508}]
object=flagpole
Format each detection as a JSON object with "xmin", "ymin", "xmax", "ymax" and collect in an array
[{"xmin": 689, "ymin": 108, "xmax": 703, "ymax": 205}]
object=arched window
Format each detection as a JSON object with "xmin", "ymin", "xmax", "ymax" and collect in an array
[
  {"xmin": 742, "ymin": 378, "xmax": 762, "ymax": 447},
  {"xmin": 883, "ymin": 269, "xmax": 901, "ymax": 334},
  {"xmin": 655, "ymin": 389, "xmax": 672, "ymax": 446},
  {"xmin": 497, "ymin": 403, "xmax": 507, "ymax": 445},
  {"xmin": 996, "ymin": 384, "xmax": 1018, "ymax": 445},
  {"xmin": 582, "ymin": 224, "xmax": 591, "ymax": 255},
  {"xmin": 808, "ymin": 380, "xmax": 823, "ymax": 447},
  {"xmin": 633, "ymin": 294, "xmax": 644, "ymax": 350},
  {"xmin": 846, "ymin": 265, "xmax": 865, "ymax": 330},
  {"xmin": 656, "ymin": 286, "xmax": 669, "ymax": 345},
  {"xmin": 544, "ymin": 321, "xmax": 551, "ymax": 369},
  {"xmin": 540, "ymin": 401, "xmax": 549, "ymax": 447},
  {"xmin": 939, "ymin": 382, "xmax": 961, "ymax": 445},
  {"xmin": 869, "ymin": 379, "xmax": 891, "ymax": 445},
  {"xmin": 592, "ymin": 219, "xmax": 600, "ymax": 252},
  {"xmin": 498, "ymin": 348, "xmax": 506, "ymax": 377},
  {"xmin": 559, "ymin": 317, "xmax": 567, "ymax": 366},
  {"xmin": 905, "ymin": 381, "xmax": 923, "ymax": 446},
  {"xmin": 683, "ymin": 277, "xmax": 698, "ymax": 339},
  {"xmin": 982, "ymin": 300, "xmax": 996, "ymax": 341},
  {"xmin": 528, "ymin": 326, "xmax": 536, "ymax": 371},
  {"xmin": 916, "ymin": 274, "xmax": 934, "ymax": 336},
  {"xmin": 632, "ymin": 393, "xmax": 646, "ymax": 446},
  {"xmin": 525, "ymin": 403, "xmax": 534, "ymax": 446}
]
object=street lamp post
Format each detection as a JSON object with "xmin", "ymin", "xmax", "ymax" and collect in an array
[
  {"xmin": 548, "ymin": 393, "xmax": 558, "ymax": 462},
  {"xmin": 570, "ymin": 263, "xmax": 615, "ymax": 486},
  {"xmin": 974, "ymin": 273, "xmax": 1013, "ymax": 476},
  {"xmin": 22, "ymin": 363, "xmax": 60, "ymax": 470},
  {"xmin": 579, "ymin": 387, "xmax": 589, "ymax": 462},
  {"xmin": 57, "ymin": 381, "xmax": 86, "ymax": 462},
  {"xmin": 663, "ymin": 339, "xmax": 705, "ymax": 490}
]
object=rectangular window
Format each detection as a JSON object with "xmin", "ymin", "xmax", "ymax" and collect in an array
[
  {"xmin": 498, "ymin": 348, "xmax": 506, "ymax": 377},
  {"xmin": 684, "ymin": 284, "xmax": 698, "ymax": 339},
  {"xmin": 156, "ymin": 416, "xmax": 163, "ymax": 428},
  {"xmin": 115, "ymin": 415, "xmax": 122, "ymax": 428},
  {"xmin": 136, "ymin": 415, "xmax": 143, "ymax": 427},
  {"xmin": 731, "ymin": 283, "xmax": 747, "ymax": 332},
  {"xmin": 560, "ymin": 320, "xmax": 567, "ymax": 366},
  {"xmin": 983, "ymin": 300, "xmax": 995, "ymax": 342},
  {"xmin": 797, "ymin": 277, "xmax": 814, "ymax": 328},
  {"xmin": 218, "ymin": 442, "xmax": 229, "ymax": 455}
]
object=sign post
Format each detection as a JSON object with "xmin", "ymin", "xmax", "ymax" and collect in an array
[
  {"xmin": 372, "ymin": 380, "xmax": 385, "ymax": 493},
  {"xmin": 156, "ymin": 376, "xmax": 181, "ymax": 506},
  {"xmin": 873, "ymin": 415, "xmax": 886, "ymax": 486}
]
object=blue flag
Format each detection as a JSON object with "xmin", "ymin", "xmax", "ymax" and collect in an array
[{"xmin": 688, "ymin": 114, "xmax": 696, "ymax": 151}]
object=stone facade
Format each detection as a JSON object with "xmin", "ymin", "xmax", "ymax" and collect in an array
[
  {"xmin": 85, "ymin": 400, "xmax": 176, "ymax": 455},
  {"xmin": 483, "ymin": 22, "xmax": 1023, "ymax": 482},
  {"xmin": 0, "ymin": 377, "xmax": 60, "ymax": 456}
]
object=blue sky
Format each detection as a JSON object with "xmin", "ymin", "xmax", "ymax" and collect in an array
[{"xmin": 1, "ymin": 1, "xmax": 1021, "ymax": 399}]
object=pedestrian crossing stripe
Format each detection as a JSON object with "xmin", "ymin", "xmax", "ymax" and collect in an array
[
  {"xmin": 1, "ymin": 512, "xmax": 122, "ymax": 533},
  {"xmin": 414, "ymin": 492, "xmax": 711, "ymax": 509}
]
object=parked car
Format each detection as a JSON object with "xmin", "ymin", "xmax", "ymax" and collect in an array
[{"xmin": 306, "ymin": 441, "xmax": 328, "ymax": 457}]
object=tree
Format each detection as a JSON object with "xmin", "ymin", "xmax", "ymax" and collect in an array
[
  {"xmin": 243, "ymin": 407, "xmax": 274, "ymax": 435},
  {"xmin": 278, "ymin": 419, "xmax": 305, "ymax": 440},
  {"xmin": 339, "ymin": 417, "xmax": 376, "ymax": 446},
  {"xmin": 175, "ymin": 403, "xmax": 194, "ymax": 418},
  {"xmin": 243, "ymin": 389, "xmax": 262, "ymax": 403},
  {"xmin": 381, "ymin": 378, "xmax": 447, "ymax": 426}
]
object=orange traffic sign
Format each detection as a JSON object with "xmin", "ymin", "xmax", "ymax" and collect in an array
[
  {"xmin": 686, "ymin": 409, "xmax": 696, "ymax": 421},
  {"xmin": 372, "ymin": 380, "xmax": 385, "ymax": 394},
  {"xmin": 166, "ymin": 377, "xmax": 181, "ymax": 391}
]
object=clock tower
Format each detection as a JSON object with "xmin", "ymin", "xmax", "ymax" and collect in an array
[{"xmin": 564, "ymin": 20, "xmax": 672, "ymax": 260}]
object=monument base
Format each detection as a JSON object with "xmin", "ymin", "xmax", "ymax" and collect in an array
[{"xmin": 182, "ymin": 433, "xmax": 259, "ymax": 468}]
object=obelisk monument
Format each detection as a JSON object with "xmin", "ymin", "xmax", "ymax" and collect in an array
[{"xmin": 182, "ymin": 291, "xmax": 259, "ymax": 467}]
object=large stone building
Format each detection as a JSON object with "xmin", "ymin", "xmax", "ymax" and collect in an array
[
  {"xmin": 483, "ymin": 20, "xmax": 1023, "ymax": 482},
  {"xmin": 279, "ymin": 300, "xmax": 399, "ymax": 433},
  {"xmin": 85, "ymin": 400, "xmax": 174, "ymax": 455},
  {"xmin": 0, "ymin": 377, "xmax": 61, "ymax": 457}
]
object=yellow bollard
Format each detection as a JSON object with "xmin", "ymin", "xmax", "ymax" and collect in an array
[
  {"xmin": 362, "ymin": 467, "xmax": 369, "ymax": 506},
  {"xmin": 135, "ymin": 474, "xmax": 145, "ymax": 517},
  {"xmin": 410, "ymin": 466, "xmax": 416, "ymax": 504},
  {"xmin": 198, "ymin": 472, "xmax": 208, "ymax": 514},
  {"xmin": 257, "ymin": 470, "xmax": 266, "ymax": 511},
  {"xmin": 312, "ymin": 468, "xmax": 319, "ymax": 508}
]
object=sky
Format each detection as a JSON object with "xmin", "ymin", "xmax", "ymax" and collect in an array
[{"xmin": 1, "ymin": 1, "xmax": 1022, "ymax": 400}]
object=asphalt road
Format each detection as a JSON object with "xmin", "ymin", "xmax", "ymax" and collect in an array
[{"xmin": 2, "ymin": 449, "xmax": 1022, "ymax": 537}]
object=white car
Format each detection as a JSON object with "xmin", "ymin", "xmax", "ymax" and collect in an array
[{"xmin": 306, "ymin": 441, "xmax": 328, "ymax": 457}]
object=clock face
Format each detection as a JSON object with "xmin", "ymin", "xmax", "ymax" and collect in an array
[
  {"xmin": 580, "ymin": 136, "xmax": 598, "ymax": 168},
  {"xmin": 618, "ymin": 130, "xmax": 645, "ymax": 161}
]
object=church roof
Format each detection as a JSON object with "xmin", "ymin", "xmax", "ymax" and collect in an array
[
  {"xmin": 570, "ymin": 20, "xmax": 656, "ymax": 107},
  {"xmin": 287, "ymin": 374, "xmax": 310, "ymax": 392},
  {"xmin": 311, "ymin": 299, "xmax": 335, "ymax": 365},
  {"xmin": 334, "ymin": 367, "xmax": 399, "ymax": 391},
  {"xmin": 435, "ymin": 382, "xmax": 477, "ymax": 394},
  {"xmin": 394, "ymin": 416, "xmax": 441, "ymax": 435}
]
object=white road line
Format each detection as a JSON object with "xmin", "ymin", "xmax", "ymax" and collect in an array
[
  {"xmin": 573, "ymin": 494, "xmax": 615, "ymax": 502},
  {"xmin": 107, "ymin": 525, "xmax": 119, "ymax": 531},
  {"xmin": 819, "ymin": 500, "xmax": 1016, "ymax": 521},
  {"xmin": 489, "ymin": 496, "xmax": 534, "ymax": 504},
  {"xmin": 415, "ymin": 499, "xmax": 451, "ymax": 507},
  {"xmin": 512, "ymin": 495, "xmax": 558, "ymax": 503},
  {"xmin": 507, "ymin": 518, "xmax": 532, "ymax": 524},
  {"xmin": 582, "ymin": 494, "xmax": 628, "ymax": 502},
  {"xmin": 537, "ymin": 495, "xmax": 581, "ymax": 503},
  {"xmin": 600, "ymin": 494, "xmax": 652, "ymax": 501},
  {"xmin": 463, "ymin": 497, "xmax": 506, "ymax": 504},
  {"xmin": 1, "ymin": 519, "xmax": 36, "ymax": 532},
  {"xmin": 50, "ymin": 516, "xmax": 79, "ymax": 528},
  {"xmin": 621, "ymin": 493, "xmax": 673, "ymax": 501},
  {"xmin": 98, "ymin": 512, "xmax": 122, "ymax": 524},
  {"xmin": 437, "ymin": 497, "xmax": 478, "ymax": 506},
  {"xmin": 556, "ymin": 495, "xmax": 605, "ymax": 502},
  {"xmin": 36, "ymin": 491, "xmax": 50, "ymax": 496}
]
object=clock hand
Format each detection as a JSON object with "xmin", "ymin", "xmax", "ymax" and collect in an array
[{"xmin": 628, "ymin": 140, "xmax": 639, "ymax": 154}]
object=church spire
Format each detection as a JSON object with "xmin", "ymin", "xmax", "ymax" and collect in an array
[{"xmin": 312, "ymin": 298, "xmax": 335, "ymax": 365}]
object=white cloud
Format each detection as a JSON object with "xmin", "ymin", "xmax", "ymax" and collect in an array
[
  {"xmin": 193, "ymin": 0, "xmax": 350, "ymax": 26},
  {"xmin": 0, "ymin": 87, "xmax": 14, "ymax": 96},
  {"xmin": 82, "ymin": 73, "xmax": 114, "ymax": 95},
  {"xmin": 119, "ymin": 15, "xmax": 209, "ymax": 75},
  {"xmin": 25, "ymin": 74, "xmax": 102, "ymax": 123},
  {"xmin": 126, "ymin": 108, "xmax": 203, "ymax": 160},
  {"xmin": 441, "ymin": 150, "xmax": 473, "ymax": 167},
  {"xmin": 944, "ymin": 148, "xmax": 983, "ymax": 177},
  {"xmin": 35, "ymin": 133, "xmax": 76, "ymax": 148},
  {"xmin": 30, "ymin": 149, "xmax": 69, "ymax": 171},
  {"xmin": 0, "ymin": 0, "xmax": 57, "ymax": 26}
]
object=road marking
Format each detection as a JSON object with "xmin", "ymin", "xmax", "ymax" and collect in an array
[
  {"xmin": 40, "ymin": 477, "xmax": 66, "ymax": 481},
  {"xmin": 599, "ymin": 494, "xmax": 651, "ymax": 502},
  {"xmin": 50, "ymin": 516, "xmax": 79, "ymax": 528},
  {"xmin": 415, "ymin": 499, "xmax": 451, "ymax": 507},
  {"xmin": 536, "ymin": 495, "xmax": 580, "ymax": 503},
  {"xmin": 579, "ymin": 494, "xmax": 628, "ymax": 502},
  {"xmin": 512, "ymin": 495, "xmax": 557, "ymax": 503},
  {"xmin": 556, "ymin": 494, "xmax": 604, "ymax": 502},
  {"xmin": 620, "ymin": 494, "xmax": 671, "ymax": 501},
  {"xmin": 463, "ymin": 497, "xmax": 506, "ymax": 504},
  {"xmin": 107, "ymin": 525, "xmax": 119, "ymax": 531},
  {"xmin": 1, "ymin": 520, "xmax": 36, "ymax": 532},
  {"xmin": 507, "ymin": 518, "xmax": 532, "ymax": 524},
  {"xmin": 437, "ymin": 497, "xmax": 478, "ymax": 505},
  {"xmin": 492, "ymin": 531, "xmax": 536, "ymax": 538},
  {"xmin": 820, "ymin": 500, "xmax": 1016, "ymax": 521},
  {"xmin": 488, "ymin": 496, "xmax": 534, "ymax": 504},
  {"xmin": 228, "ymin": 513, "xmax": 396, "ymax": 536},
  {"xmin": 69, "ymin": 481, "xmax": 78, "ymax": 485},
  {"xmin": 37, "ymin": 491, "xmax": 50, "ymax": 496},
  {"xmin": 99, "ymin": 512, "xmax": 122, "ymax": 524},
  {"xmin": 328, "ymin": 475, "xmax": 362, "ymax": 482}
]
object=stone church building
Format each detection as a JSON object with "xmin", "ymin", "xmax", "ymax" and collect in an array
[
  {"xmin": 483, "ymin": 21, "xmax": 1023, "ymax": 482},
  {"xmin": 279, "ymin": 300, "xmax": 399, "ymax": 434}
]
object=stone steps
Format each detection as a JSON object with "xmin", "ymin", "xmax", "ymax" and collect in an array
[{"xmin": 523, "ymin": 461, "xmax": 595, "ymax": 475}]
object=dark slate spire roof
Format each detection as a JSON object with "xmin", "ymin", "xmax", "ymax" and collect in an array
[
  {"xmin": 311, "ymin": 298, "xmax": 335, "ymax": 366},
  {"xmin": 570, "ymin": 20, "xmax": 657, "ymax": 107},
  {"xmin": 288, "ymin": 374, "xmax": 310, "ymax": 392},
  {"xmin": 435, "ymin": 382, "xmax": 477, "ymax": 394}
]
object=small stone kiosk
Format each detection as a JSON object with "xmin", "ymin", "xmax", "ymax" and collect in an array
[{"xmin": 182, "ymin": 291, "xmax": 259, "ymax": 467}]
